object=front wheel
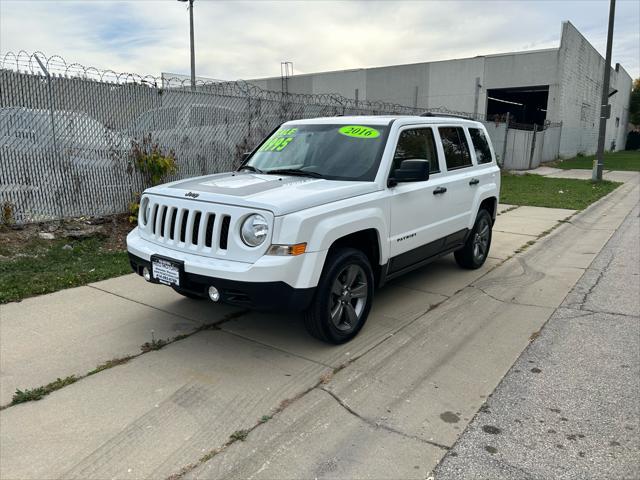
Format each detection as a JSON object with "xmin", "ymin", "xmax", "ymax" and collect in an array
[
  {"xmin": 304, "ymin": 248, "xmax": 374, "ymax": 344},
  {"xmin": 454, "ymin": 209, "xmax": 493, "ymax": 269}
]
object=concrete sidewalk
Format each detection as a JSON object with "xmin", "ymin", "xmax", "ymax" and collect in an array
[
  {"xmin": 434, "ymin": 203, "xmax": 640, "ymax": 480},
  {"xmin": 0, "ymin": 172, "xmax": 637, "ymax": 480}
]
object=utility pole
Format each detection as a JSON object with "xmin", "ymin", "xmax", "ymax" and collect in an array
[
  {"xmin": 593, "ymin": 0, "xmax": 616, "ymax": 181},
  {"xmin": 178, "ymin": 0, "xmax": 196, "ymax": 90}
]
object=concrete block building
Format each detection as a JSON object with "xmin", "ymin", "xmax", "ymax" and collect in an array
[{"xmin": 249, "ymin": 22, "xmax": 632, "ymax": 158}]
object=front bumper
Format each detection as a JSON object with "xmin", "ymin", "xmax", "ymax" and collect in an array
[
  {"xmin": 127, "ymin": 229, "xmax": 320, "ymax": 311},
  {"xmin": 129, "ymin": 253, "xmax": 314, "ymax": 311}
]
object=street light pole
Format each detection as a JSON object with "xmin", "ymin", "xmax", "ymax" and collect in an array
[
  {"xmin": 592, "ymin": 0, "xmax": 616, "ymax": 181},
  {"xmin": 178, "ymin": 0, "xmax": 196, "ymax": 90}
]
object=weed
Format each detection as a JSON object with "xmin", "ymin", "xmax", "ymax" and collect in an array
[
  {"xmin": 140, "ymin": 337, "xmax": 168, "ymax": 353},
  {"xmin": 11, "ymin": 375, "xmax": 77, "ymax": 405},
  {"xmin": 87, "ymin": 356, "xmax": 134, "ymax": 376},
  {"xmin": 259, "ymin": 415, "xmax": 272, "ymax": 423},
  {"xmin": 319, "ymin": 371, "xmax": 333, "ymax": 384},
  {"xmin": 128, "ymin": 135, "xmax": 177, "ymax": 224},
  {"xmin": 199, "ymin": 448, "xmax": 222, "ymax": 463},
  {"xmin": 1, "ymin": 202, "xmax": 15, "ymax": 225},
  {"xmin": 229, "ymin": 429, "xmax": 250, "ymax": 442}
]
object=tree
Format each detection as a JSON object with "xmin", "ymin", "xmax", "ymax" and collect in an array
[{"xmin": 630, "ymin": 78, "xmax": 640, "ymax": 126}]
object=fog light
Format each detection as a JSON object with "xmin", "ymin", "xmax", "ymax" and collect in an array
[
  {"xmin": 208, "ymin": 286, "xmax": 220, "ymax": 302},
  {"xmin": 142, "ymin": 267, "xmax": 151, "ymax": 282}
]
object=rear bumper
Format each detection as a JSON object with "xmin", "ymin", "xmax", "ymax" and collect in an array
[{"xmin": 128, "ymin": 252, "xmax": 315, "ymax": 311}]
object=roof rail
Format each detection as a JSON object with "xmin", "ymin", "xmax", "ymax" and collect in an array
[{"xmin": 420, "ymin": 112, "xmax": 475, "ymax": 121}]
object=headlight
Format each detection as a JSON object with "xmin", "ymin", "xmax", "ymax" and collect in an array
[
  {"xmin": 240, "ymin": 214, "xmax": 269, "ymax": 247},
  {"xmin": 140, "ymin": 196, "xmax": 150, "ymax": 225}
]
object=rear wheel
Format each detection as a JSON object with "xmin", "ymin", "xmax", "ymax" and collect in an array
[
  {"xmin": 454, "ymin": 209, "xmax": 493, "ymax": 269},
  {"xmin": 304, "ymin": 248, "xmax": 374, "ymax": 344}
]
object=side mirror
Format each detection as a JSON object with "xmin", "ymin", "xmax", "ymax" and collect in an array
[{"xmin": 389, "ymin": 159, "xmax": 430, "ymax": 186}]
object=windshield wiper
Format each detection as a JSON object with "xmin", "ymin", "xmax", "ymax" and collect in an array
[
  {"xmin": 238, "ymin": 165, "xmax": 264, "ymax": 174},
  {"xmin": 265, "ymin": 168, "xmax": 324, "ymax": 178}
]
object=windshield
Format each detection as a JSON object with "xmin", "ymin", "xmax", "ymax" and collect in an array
[{"xmin": 245, "ymin": 123, "xmax": 390, "ymax": 181}]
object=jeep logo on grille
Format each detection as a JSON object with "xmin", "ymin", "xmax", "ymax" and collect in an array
[{"xmin": 185, "ymin": 192, "xmax": 200, "ymax": 198}]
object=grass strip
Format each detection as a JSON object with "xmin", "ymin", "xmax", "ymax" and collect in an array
[
  {"xmin": 0, "ymin": 236, "xmax": 131, "ymax": 304},
  {"xmin": 548, "ymin": 150, "xmax": 640, "ymax": 171},
  {"xmin": 500, "ymin": 172, "xmax": 621, "ymax": 210}
]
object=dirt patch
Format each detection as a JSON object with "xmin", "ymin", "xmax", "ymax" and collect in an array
[{"xmin": 0, "ymin": 214, "xmax": 133, "ymax": 259}]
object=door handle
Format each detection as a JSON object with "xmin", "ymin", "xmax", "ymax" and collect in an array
[
  {"xmin": 433, "ymin": 187, "xmax": 447, "ymax": 195},
  {"xmin": 469, "ymin": 178, "xmax": 480, "ymax": 186}
]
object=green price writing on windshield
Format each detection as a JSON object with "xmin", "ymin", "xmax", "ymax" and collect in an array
[
  {"xmin": 338, "ymin": 125, "xmax": 380, "ymax": 139},
  {"xmin": 258, "ymin": 128, "xmax": 298, "ymax": 152},
  {"xmin": 259, "ymin": 136, "xmax": 294, "ymax": 152}
]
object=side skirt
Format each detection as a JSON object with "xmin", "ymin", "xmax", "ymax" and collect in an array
[{"xmin": 379, "ymin": 229, "xmax": 470, "ymax": 285}]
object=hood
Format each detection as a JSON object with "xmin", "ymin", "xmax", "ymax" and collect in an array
[{"xmin": 147, "ymin": 172, "xmax": 380, "ymax": 216}]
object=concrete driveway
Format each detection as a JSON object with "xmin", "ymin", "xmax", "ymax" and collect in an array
[{"xmin": 1, "ymin": 170, "xmax": 638, "ymax": 480}]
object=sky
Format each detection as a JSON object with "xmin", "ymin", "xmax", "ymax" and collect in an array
[{"xmin": 0, "ymin": 0, "xmax": 638, "ymax": 83}]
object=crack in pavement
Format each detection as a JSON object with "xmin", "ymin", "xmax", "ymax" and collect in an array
[
  {"xmin": 470, "ymin": 285, "xmax": 549, "ymax": 309},
  {"xmin": 576, "ymin": 253, "xmax": 616, "ymax": 311},
  {"xmin": 561, "ymin": 220, "xmax": 616, "ymax": 232},
  {"xmin": 318, "ymin": 387, "xmax": 451, "ymax": 451},
  {"xmin": 560, "ymin": 304, "xmax": 639, "ymax": 320}
]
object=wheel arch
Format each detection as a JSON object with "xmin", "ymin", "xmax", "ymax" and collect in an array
[
  {"xmin": 469, "ymin": 187, "xmax": 499, "ymax": 230},
  {"xmin": 327, "ymin": 229, "xmax": 383, "ymax": 286},
  {"xmin": 479, "ymin": 196, "xmax": 498, "ymax": 223}
]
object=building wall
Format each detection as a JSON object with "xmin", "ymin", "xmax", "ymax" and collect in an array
[
  {"xmin": 247, "ymin": 22, "xmax": 632, "ymax": 159},
  {"xmin": 557, "ymin": 21, "xmax": 632, "ymax": 157},
  {"xmin": 249, "ymin": 51, "xmax": 560, "ymax": 118}
]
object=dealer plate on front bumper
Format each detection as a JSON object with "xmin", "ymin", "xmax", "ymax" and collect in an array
[{"xmin": 151, "ymin": 257, "xmax": 181, "ymax": 286}]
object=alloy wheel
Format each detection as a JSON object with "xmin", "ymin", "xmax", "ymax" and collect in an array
[
  {"xmin": 472, "ymin": 217, "xmax": 491, "ymax": 262},
  {"xmin": 328, "ymin": 264, "xmax": 368, "ymax": 332}
]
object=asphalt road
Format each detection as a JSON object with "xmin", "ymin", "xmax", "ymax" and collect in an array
[{"xmin": 434, "ymin": 203, "xmax": 640, "ymax": 480}]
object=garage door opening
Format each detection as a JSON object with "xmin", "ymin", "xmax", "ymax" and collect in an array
[{"xmin": 486, "ymin": 85, "xmax": 549, "ymax": 125}]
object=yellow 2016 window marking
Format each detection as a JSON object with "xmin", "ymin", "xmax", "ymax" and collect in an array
[{"xmin": 338, "ymin": 125, "xmax": 380, "ymax": 138}]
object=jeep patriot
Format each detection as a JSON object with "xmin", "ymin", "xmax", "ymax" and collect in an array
[{"xmin": 127, "ymin": 115, "xmax": 500, "ymax": 343}]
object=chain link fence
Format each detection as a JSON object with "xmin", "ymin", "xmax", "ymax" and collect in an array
[{"xmin": 1, "ymin": 52, "xmax": 439, "ymax": 224}]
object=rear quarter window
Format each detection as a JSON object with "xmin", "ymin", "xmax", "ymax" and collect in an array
[{"xmin": 469, "ymin": 128, "xmax": 493, "ymax": 164}]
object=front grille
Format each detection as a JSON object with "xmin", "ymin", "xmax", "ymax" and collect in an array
[{"xmin": 143, "ymin": 201, "xmax": 231, "ymax": 252}]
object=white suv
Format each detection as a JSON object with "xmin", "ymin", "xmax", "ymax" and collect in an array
[{"xmin": 127, "ymin": 115, "xmax": 500, "ymax": 343}]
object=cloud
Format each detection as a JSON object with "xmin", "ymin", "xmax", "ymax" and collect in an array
[{"xmin": 1, "ymin": 0, "xmax": 638, "ymax": 82}]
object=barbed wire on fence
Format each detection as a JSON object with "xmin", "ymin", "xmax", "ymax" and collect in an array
[
  {"xmin": 0, "ymin": 51, "xmax": 436, "ymax": 115},
  {"xmin": 0, "ymin": 51, "xmax": 497, "ymax": 120}
]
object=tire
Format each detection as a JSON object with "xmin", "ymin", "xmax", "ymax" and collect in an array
[
  {"xmin": 172, "ymin": 287, "xmax": 205, "ymax": 300},
  {"xmin": 303, "ymin": 248, "xmax": 375, "ymax": 344},
  {"xmin": 454, "ymin": 209, "xmax": 493, "ymax": 269}
]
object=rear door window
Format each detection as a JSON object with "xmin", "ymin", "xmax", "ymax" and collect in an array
[
  {"xmin": 469, "ymin": 128, "xmax": 493, "ymax": 164},
  {"xmin": 438, "ymin": 126, "xmax": 472, "ymax": 170},
  {"xmin": 392, "ymin": 128, "xmax": 440, "ymax": 173}
]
